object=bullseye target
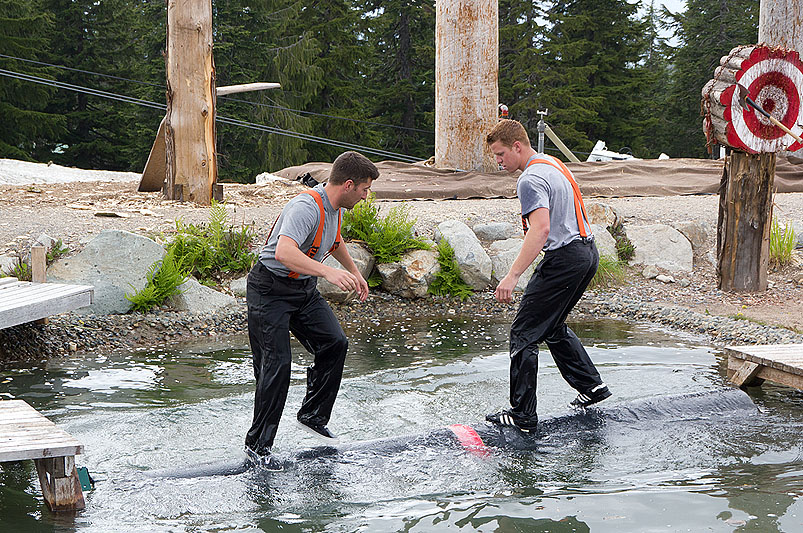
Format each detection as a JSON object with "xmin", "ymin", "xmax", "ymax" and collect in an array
[{"xmin": 720, "ymin": 46, "xmax": 803, "ymax": 154}]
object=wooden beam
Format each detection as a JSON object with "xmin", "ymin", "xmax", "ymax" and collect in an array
[
  {"xmin": 730, "ymin": 360, "xmax": 763, "ymax": 387},
  {"xmin": 216, "ymin": 82, "xmax": 280, "ymax": 96}
]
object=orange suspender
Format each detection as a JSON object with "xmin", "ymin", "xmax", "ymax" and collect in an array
[
  {"xmin": 522, "ymin": 156, "xmax": 590, "ymax": 238},
  {"xmin": 265, "ymin": 189, "xmax": 342, "ymax": 279}
]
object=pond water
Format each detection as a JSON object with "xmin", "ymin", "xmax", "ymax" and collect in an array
[{"xmin": 2, "ymin": 317, "xmax": 803, "ymax": 532}]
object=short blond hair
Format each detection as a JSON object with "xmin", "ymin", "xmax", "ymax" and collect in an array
[{"xmin": 486, "ymin": 119, "xmax": 531, "ymax": 148}]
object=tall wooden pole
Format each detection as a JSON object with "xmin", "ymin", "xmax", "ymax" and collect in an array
[
  {"xmin": 435, "ymin": 0, "xmax": 498, "ymax": 172},
  {"xmin": 165, "ymin": 0, "xmax": 217, "ymax": 204},
  {"xmin": 759, "ymin": 0, "xmax": 802, "ymax": 52}
]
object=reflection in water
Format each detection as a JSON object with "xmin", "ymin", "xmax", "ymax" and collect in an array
[{"xmin": 1, "ymin": 317, "xmax": 802, "ymax": 532}]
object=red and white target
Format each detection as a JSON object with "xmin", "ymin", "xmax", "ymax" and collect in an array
[{"xmin": 721, "ymin": 46, "xmax": 803, "ymax": 154}]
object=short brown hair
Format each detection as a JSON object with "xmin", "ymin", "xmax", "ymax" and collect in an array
[
  {"xmin": 329, "ymin": 151, "xmax": 380, "ymax": 185},
  {"xmin": 485, "ymin": 119, "xmax": 531, "ymax": 149}
]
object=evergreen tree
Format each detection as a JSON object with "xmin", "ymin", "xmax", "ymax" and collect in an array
[
  {"xmin": 0, "ymin": 0, "xmax": 63, "ymax": 161},
  {"xmin": 359, "ymin": 0, "xmax": 436, "ymax": 160},
  {"xmin": 662, "ymin": 0, "xmax": 758, "ymax": 158},
  {"xmin": 41, "ymin": 0, "xmax": 162, "ymax": 171},
  {"xmin": 639, "ymin": 0, "xmax": 672, "ymax": 157},
  {"xmin": 537, "ymin": 0, "xmax": 652, "ymax": 157},
  {"xmin": 212, "ymin": 0, "xmax": 322, "ymax": 179}
]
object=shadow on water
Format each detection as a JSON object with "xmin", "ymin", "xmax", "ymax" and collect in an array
[{"xmin": 1, "ymin": 316, "xmax": 803, "ymax": 531}]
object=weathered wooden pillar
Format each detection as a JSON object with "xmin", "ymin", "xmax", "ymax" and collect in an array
[
  {"xmin": 717, "ymin": 152, "xmax": 775, "ymax": 291},
  {"xmin": 34, "ymin": 456, "xmax": 85, "ymax": 511},
  {"xmin": 759, "ymin": 0, "xmax": 802, "ymax": 52},
  {"xmin": 165, "ymin": 0, "xmax": 217, "ymax": 204},
  {"xmin": 435, "ymin": 0, "xmax": 498, "ymax": 172}
]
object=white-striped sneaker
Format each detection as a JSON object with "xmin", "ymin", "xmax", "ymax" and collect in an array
[
  {"xmin": 570, "ymin": 383, "xmax": 611, "ymax": 408},
  {"xmin": 485, "ymin": 410, "xmax": 537, "ymax": 432}
]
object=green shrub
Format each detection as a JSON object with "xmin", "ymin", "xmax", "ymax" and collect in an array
[
  {"xmin": 167, "ymin": 201, "xmax": 257, "ymax": 285},
  {"xmin": 428, "ymin": 240, "xmax": 473, "ymax": 301},
  {"xmin": 7, "ymin": 260, "xmax": 31, "ymax": 281},
  {"xmin": 47, "ymin": 239, "xmax": 69, "ymax": 264},
  {"xmin": 125, "ymin": 252, "xmax": 187, "ymax": 313},
  {"xmin": 589, "ymin": 254, "xmax": 626, "ymax": 289},
  {"xmin": 770, "ymin": 217, "xmax": 796, "ymax": 267},
  {"xmin": 607, "ymin": 222, "xmax": 635, "ymax": 262},
  {"xmin": 342, "ymin": 194, "xmax": 430, "ymax": 263}
]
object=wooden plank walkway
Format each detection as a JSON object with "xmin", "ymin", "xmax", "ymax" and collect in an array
[
  {"xmin": 0, "ymin": 277, "xmax": 93, "ymax": 330},
  {"xmin": 0, "ymin": 400, "xmax": 85, "ymax": 511},
  {"xmin": 725, "ymin": 344, "xmax": 803, "ymax": 390}
]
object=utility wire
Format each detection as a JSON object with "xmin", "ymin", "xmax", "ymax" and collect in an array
[
  {"xmin": 0, "ymin": 67, "xmax": 422, "ymax": 163},
  {"xmin": 0, "ymin": 52, "xmax": 432, "ymax": 135}
]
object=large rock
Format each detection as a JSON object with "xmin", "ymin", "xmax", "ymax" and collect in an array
[
  {"xmin": 626, "ymin": 224, "xmax": 693, "ymax": 273},
  {"xmin": 472, "ymin": 222, "xmax": 518, "ymax": 242},
  {"xmin": 434, "ymin": 220, "xmax": 492, "ymax": 290},
  {"xmin": 229, "ymin": 274, "xmax": 248, "ymax": 297},
  {"xmin": 672, "ymin": 221, "xmax": 709, "ymax": 253},
  {"xmin": 590, "ymin": 224, "xmax": 618, "ymax": 261},
  {"xmin": 0, "ymin": 255, "xmax": 19, "ymax": 276},
  {"xmin": 488, "ymin": 238, "xmax": 539, "ymax": 291},
  {"xmin": 377, "ymin": 249, "xmax": 440, "ymax": 298},
  {"xmin": 585, "ymin": 202, "xmax": 620, "ymax": 227},
  {"xmin": 47, "ymin": 230, "xmax": 166, "ymax": 314},
  {"xmin": 792, "ymin": 221, "xmax": 803, "ymax": 248},
  {"xmin": 166, "ymin": 277, "xmax": 238, "ymax": 313},
  {"xmin": 317, "ymin": 242, "xmax": 375, "ymax": 303}
]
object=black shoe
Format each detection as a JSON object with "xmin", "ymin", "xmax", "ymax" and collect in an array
[
  {"xmin": 485, "ymin": 409, "xmax": 537, "ymax": 433},
  {"xmin": 296, "ymin": 419, "xmax": 340, "ymax": 444},
  {"xmin": 243, "ymin": 446, "xmax": 284, "ymax": 471},
  {"xmin": 570, "ymin": 383, "xmax": 611, "ymax": 409}
]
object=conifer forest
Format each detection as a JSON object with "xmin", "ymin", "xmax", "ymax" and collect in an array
[{"xmin": 0, "ymin": 0, "xmax": 758, "ymax": 182}]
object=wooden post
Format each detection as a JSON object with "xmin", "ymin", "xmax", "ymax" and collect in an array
[
  {"xmin": 31, "ymin": 245, "xmax": 46, "ymax": 283},
  {"xmin": 34, "ymin": 455, "xmax": 85, "ymax": 511},
  {"xmin": 435, "ymin": 0, "xmax": 498, "ymax": 172},
  {"xmin": 165, "ymin": 0, "xmax": 217, "ymax": 205},
  {"xmin": 717, "ymin": 151, "xmax": 775, "ymax": 291},
  {"xmin": 759, "ymin": 0, "xmax": 802, "ymax": 53}
]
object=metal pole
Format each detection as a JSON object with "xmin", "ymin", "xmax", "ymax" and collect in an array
[{"xmin": 536, "ymin": 109, "xmax": 548, "ymax": 153}]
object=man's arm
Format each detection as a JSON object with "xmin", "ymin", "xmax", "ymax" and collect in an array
[
  {"xmin": 331, "ymin": 243, "xmax": 369, "ymax": 301},
  {"xmin": 494, "ymin": 208, "xmax": 550, "ymax": 303},
  {"xmin": 275, "ymin": 235, "xmax": 360, "ymax": 293}
]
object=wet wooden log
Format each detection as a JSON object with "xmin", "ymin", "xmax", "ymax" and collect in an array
[{"xmin": 716, "ymin": 151, "xmax": 775, "ymax": 291}]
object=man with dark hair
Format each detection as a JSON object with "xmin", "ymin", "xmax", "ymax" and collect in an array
[
  {"xmin": 244, "ymin": 151, "xmax": 379, "ymax": 469},
  {"xmin": 484, "ymin": 119, "xmax": 610, "ymax": 433}
]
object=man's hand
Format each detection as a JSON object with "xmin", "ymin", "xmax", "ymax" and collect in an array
[
  {"xmin": 354, "ymin": 273, "xmax": 369, "ymax": 302},
  {"xmin": 494, "ymin": 274, "xmax": 519, "ymax": 304},
  {"xmin": 324, "ymin": 266, "xmax": 360, "ymax": 294}
]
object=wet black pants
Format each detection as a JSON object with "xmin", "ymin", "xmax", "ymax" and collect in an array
[
  {"xmin": 245, "ymin": 262, "xmax": 348, "ymax": 453},
  {"xmin": 508, "ymin": 239, "xmax": 603, "ymax": 425}
]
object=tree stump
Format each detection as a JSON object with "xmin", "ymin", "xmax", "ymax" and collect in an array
[{"xmin": 717, "ymin": 151, "xmax": 775, "ymax": 291}]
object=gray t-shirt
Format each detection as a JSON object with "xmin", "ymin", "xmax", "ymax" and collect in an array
[
  {"xmin": 258, "ymin": 184, "xmax": 342, "ymax": 279},
  {"xmin": 517, "ymin": 154, "xmax": 592, "ymax": 251}
]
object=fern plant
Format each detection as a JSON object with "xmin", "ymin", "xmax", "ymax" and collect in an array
[
  {"xmin": 428, "ymin": 240, "xmax": 473, "ymax": 301},
  {"xmin": 342, "ymin": 194, "xmax": 430, "ymax": 263},
  {"xmin": 125, "ymin": 252, "xmax": 188, "ymax": 313}
]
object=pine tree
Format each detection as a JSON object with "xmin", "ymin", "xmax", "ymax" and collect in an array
[
  {"xmin": 359, "ymin": 0, "xmax": 436, "ymax": 161},
  {"xmin": 0, "ymin": 0, "xmax": 63, "ymax": 161},
  {"xmin": 537, "ymin": 0, "xmax": 652, "ymax": 157},
  {"xmin": 212, "ymin": 0, "xmax": 322, "ymax": 179},
  {"xmin": 662, "ymin": 0, "xmax": 759, "ymax": 158}
]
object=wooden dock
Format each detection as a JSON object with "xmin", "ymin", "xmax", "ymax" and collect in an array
[
  {"xmin": 0, "ymin": 277, "xmax": 93, "ymax": 330},
  {"xmin": 0, "ymin": 400, "xmax": 85, "ymax": 511},
  {"xmin": 725, "ymin": 344, "xmax": 803, "ymax": 390}
]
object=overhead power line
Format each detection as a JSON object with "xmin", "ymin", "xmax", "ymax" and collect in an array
[
  {"xmin": 0, "ymin": 67, "xmax": 421, "ymax": 163},
  {"xmin": 0, "ymin": 53, "xmax": 432, "ymax": 136}
]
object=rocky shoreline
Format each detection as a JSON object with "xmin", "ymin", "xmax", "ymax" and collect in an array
[{"xmin": 2, "ymin": 287, "xmax": 801, "ymax": 365}]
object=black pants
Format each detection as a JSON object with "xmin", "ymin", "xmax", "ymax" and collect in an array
[
  {"xmin": 245, "ymin": 262, "xmax": 348, "ymax": 454},
  {"xmin": 508, "ymin": 239, "xmax": 602, "ymax": 425}
]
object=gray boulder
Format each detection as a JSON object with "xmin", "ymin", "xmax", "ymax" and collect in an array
[
  {"xmin": 473, "ymin": 222, "xmax": 518, "ymax": 242},
  {"xmin": 585, "ymin": 202, "xmax": 620, "ymax": 227},
  {"xmin": 378, "ymin": 249, "xmax": 440, "ymax": 298},
  {"xmin": 672, "ymin": 221, "xmax": 709, "ymax": 253},
  {"xmin": 488, "ymin": 238, "xmax": 539, "ymax": 291},
  {"xmin": 229, "ymin": 274, "xmax": 249, "ymax": 297},
  {"xmin": 47, "ymin": 229, "xmax": 166, "ymax": 314},
  {"xmin": 317, "ymin": 242, "xmax": 375, "ymax": 303},
  {"xmin": 434, "ymin": 220, "xmax": 492, "ymax": 290},
  {"xmin": 792, "ymin": 221, "xmax": 803, "ymax": 248},
  {"xmin": 590, "ymin": 224, "xmax": 618, "ymax": 261},
  {"xmin": 0, "ymin": 255, "xmax": 19, "ymax": 276},
  {"xmin": 166, "ymin": 277, "xmax": 238, "ymax": 313},
  {"xmin": 627, "ymin": 224, "xmax": 693, "ymax": 273}
]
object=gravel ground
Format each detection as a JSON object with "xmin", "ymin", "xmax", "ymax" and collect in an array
[{"xmin": 1, "ymin": 178, "xmax": 803, "ymax": 364}]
